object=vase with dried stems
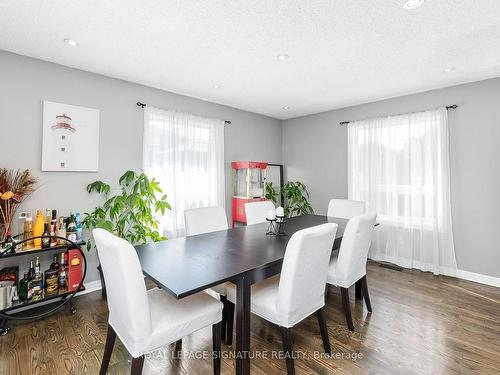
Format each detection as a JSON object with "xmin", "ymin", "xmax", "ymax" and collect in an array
[{"xmin": 0, "ymin": 169, "xmax": 37, "ymax": 244}]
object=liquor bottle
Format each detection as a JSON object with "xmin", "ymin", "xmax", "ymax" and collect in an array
[
  {"xmin": 66, "ymin": 214, "xmax": 77, "ymax": 242},
  {"xmin": 27, "ymin": 260, "xmax": 36, "ymax": 301},
  {"xmin": 23, "ymin": 212, "xmax": 33, "ymax": 248},
  {"xmin": 50, "ymin": 255, "xmax": 61, "ymax": 270},
  {"xmin": 42, "ymin": 223, "xmax": 51, "ymax": 248},
  {"xmin": 58, "ymin": 252, "xmax": 67, "ymax": 292},
  {"xmin": 75, "ymin": 212, "xmax": 83, "ymax": 242},
  {"xmin": 32, "ymin": 257, "xmax": 44, "ymax": 301},
  {"xmin": 45, "ymin": 208, "xmax": 51, "ymax": 224},
  {"xmin": 33, "ymin": 210, "xmax": 44, "ymax": 248},
  {"xmin": 56, "ymin": 217, "xmax": 67, "ymax": 245},
  {"xmin": 18, "ymin": 273, "xmax": 29, "ymax": 302},
  {"xmin": 50, "ymin": 210, "xmax": 58, "ymax": 247}
]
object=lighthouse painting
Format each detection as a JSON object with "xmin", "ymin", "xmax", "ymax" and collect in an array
[{"xmin": 42, "ymin": 101, "xmax": 100, "ymax": 172}]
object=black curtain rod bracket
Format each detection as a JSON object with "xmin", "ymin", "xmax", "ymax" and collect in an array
[
  {"xmin": 339, "ymin": 104, "xmax": 458, "ymax": 125},
  {"xmin": 136, "ymin": 102, "xmax": 230, "ymax": 124}
]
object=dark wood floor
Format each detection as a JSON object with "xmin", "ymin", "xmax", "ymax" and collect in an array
[{"xmin": 1, "ymin": 261, "xmax": 500, "ymax": 375}]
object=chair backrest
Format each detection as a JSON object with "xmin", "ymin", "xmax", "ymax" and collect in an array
[
  {"xmin": 245, "ymin": 201, "xmax": 275, "ymax": 225},
  {"xmin": 277, "ymin": 223, "xmax": 338, "ymax": 325},
  {"xmin": 335, "ymin": 213, "xmax": 377, "ymax": 286},
  {"xmin": 92, "ymin": 229, "xmax": 151, "ymax": 355},
  {"xmin": 327, "ymin": 199, "xmax": 365, "ymax": 219},
  {"xmin": 184, "ymin": 206, "xmax": 228, "ymax": 236}
]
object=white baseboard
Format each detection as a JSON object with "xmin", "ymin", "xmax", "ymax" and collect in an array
[
  {"xmin": 77, "ymin": 279, "xmax": 102, "ymax": 296},
  {"xmin": 370, "ymin": 256, "xmax": 500, "ymax": 288},
  {"xmin": 455, "ymin": 270, "xmax": 500, "ymax": 288}
]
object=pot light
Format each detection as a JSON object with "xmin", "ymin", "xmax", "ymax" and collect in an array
[
  {"xmin": 443, "ymin": 67, "xmax": 456, "ymax": 73},
  {"xmin": 282, "ymin": 106, "xmax": 290, "ymax": 110},
  {"xmin": 403, "ymin": 0, "xmax": 424, "ymax": 9},
  {"xmin": 277, "ymin": 54, "xmax": 289, "ymax": 61},
  {"xmin": 213, "ymin": 84, "xmax": 221, "ymax": 89},
  {"xmin": 64, "ymin": 38, "xmax": 78, "ymax": 46}
]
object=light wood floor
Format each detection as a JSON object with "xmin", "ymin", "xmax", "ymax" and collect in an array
[{"xmin": 1, "ymin": 262, "xmax": 500, "ymax": 375}]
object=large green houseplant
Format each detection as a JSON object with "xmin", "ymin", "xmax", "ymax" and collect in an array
[{"xmin": 83, "ymin": 170, "xmax": 171, "ymax": 296}]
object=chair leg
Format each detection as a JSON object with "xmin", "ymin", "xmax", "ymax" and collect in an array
[
  {"xmin": 130, "ymin": 356, "xmax": 144, "ymax": 375},
  {"xmin": 279, "ymin": 326, "xmax": 295, "ymax": 375},
  {"xmin": 212, "ymin": 322, "xmax": 222, "ymax": 375},
  {"xmin": 99, "ymin": 324, "xmax": 116, "ymax": 375},
  {"xmin": 355, "ymin": 280, "xmax": 363, "ymax": 300},
  {"xmin": 361, "ymin": 276, "xmax": 373, "ymax": 313},
  {"xmin": 316, "ymin": 307, "xmax": 331, "ymax": 354},
  {"xmin": 341, "ymin": 287, "xmax": 355, "ymax": 332},
  {"xmin": 226, "ymin": 301, "xmax": 235, "ymax": 346},
  {"xmin": 220, "ymin": 295, "xmax": 227, "ymax": 342}
]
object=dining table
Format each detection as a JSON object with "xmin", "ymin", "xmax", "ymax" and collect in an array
[{"xmin": 135, "ymin": 214, "xmax": 358, "ymax": 375}]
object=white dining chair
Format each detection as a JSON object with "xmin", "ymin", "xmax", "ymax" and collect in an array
[
  {"xmin": 93, "ymin": 229, "xmax": 223, "ymax": 375},
  {"xmin": 327, "ymin": 198, "xmax": 366, "ymax": 219},
  {"xmin": 326, "ymin": 212, "xmax": 377, "ymax": 332},
  {"xmin": 244, "ymin": 200, "xmax": 275, "ymax": 225},
  {"xmin": 184, "ymin": 206, "xmax": 231, "ymax": 341},
  {"xmin": 226, "ymin": 223, "xmax": 338, "ymax": 375}
]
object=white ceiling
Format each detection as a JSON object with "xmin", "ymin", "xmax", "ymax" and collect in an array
[{"xmin": 1, "ymin": 1, "xmax": 500, "ymax": 120}]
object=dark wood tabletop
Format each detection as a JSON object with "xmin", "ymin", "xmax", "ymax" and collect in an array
[{"xmin": 135, "ymin": 215, "xmax": 348, "ymax": 299}]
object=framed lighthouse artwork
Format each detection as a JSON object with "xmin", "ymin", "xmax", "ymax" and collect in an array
[{"xmin": 41, "ymin": 101, "xmax": 100, "ymax": 172}]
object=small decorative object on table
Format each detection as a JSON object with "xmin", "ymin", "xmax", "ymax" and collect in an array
[
  {"xmin": 266, "ymin": 210, "xmax": 277, "ymax": 235},
  {"xmin": 266, "ymin": 207, "xmax": 287, "ymax": 236}
]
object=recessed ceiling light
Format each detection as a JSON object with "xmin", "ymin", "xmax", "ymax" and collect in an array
[
  {"xmin": 64, "ymin": 38, "xmax": 78, "ymax": 46},
  {"xmin": 403, "ymin": 0, "xmax": 424, "ymax": 9},
  {"xmin": 277, "ymin": 54, "xmax": 290, "ymax": 61},
  {"xmin": 443, "ymin": 67, "xmax": 456, "ymax": 73},
  {"xmin": 282, "ymin": 106, "xmax": 290, "ymax": 110},
  {"xmin": 213, "ymin": 84, "xmax": 221, "ymax": 89}
]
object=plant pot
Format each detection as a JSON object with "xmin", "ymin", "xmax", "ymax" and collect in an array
[{"xmin": 97, "ymin": 264, "xmax": 107, "ymax": 299}]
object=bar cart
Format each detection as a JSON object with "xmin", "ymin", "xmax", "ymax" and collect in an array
[
  {"xmin": 0, "ymin": 235, "xmax": 86, "ymax": 336},
  {"xmin": 231, "ymin": 161, "xmax": 268, "ymax": 227}
]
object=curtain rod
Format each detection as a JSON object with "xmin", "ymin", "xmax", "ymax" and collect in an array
[
  {"xmin": 339, "ymin": 105, "xmax": 458, "ymax": 125},
  {"xmin": 136, "ymin": 102, "xmax": 231, "ymax": 125}
]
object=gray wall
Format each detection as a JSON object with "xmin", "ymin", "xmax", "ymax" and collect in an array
[
  {"xmin": 0, "ymin": 50, "xmax": 282, "ymax": 282},
  {"xmin": 283, "ymin": 78, "xmax": 500, "ymax": 278}
]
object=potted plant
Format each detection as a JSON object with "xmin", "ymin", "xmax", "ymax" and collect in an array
[
  {"xmin": 83, "ymin": 170, "xmax": 171, "ymax": 296},
  {"xmin": 265, "ymin": 180, "xmax": 313, "ymax": 217}
]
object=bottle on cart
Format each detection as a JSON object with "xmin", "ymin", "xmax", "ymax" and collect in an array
[
  {"xmin": 50, "ymin": 210, "xmax": 58, "ymax": 247},
  {"xmin": 50, "ymin": 255, "xmax": 61, "ymax": 270},
  {"xmin": 58, "ymin": 252, "xmax": 67, "ymax": 293},
  {"xmin": 45, "ymin": 208, "xmax": 51, "ymax": 224},
  {"xmin": 31, "ymin": 256, "xmax": 44, "ymax": 301},
  {"xmin": 56, "ymin": 217, "xmax": 67, "ymax": 245},
  {"xmin": 75, "ymin": 212, "xmax": 83, "ymax": 243},
  {"xmin": 33, "ymin": 210, "xmax": 44, "ymax": 248},
  {"xmin": 42, "ymin": 223, "xmax": 51, "ymax": 249},
  {"xmin": 27, "ymin": 260, "xmax": 36, "ymax": 301},
  {"xmin": 23, "ymin": 212, "xmax": 33, "ymax": 248},
  {"xmin": 66, "ymin": 214, "xmax": 77, "ymax": 242},
  {"xmin": 18, "ymin": 272, "xmax": 29, "ymax": 302}
]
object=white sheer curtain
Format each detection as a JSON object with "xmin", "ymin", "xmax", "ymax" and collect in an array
[
  {"xmin": 143, "ymin": 107, "xmax": 225, "ymax": 237},
  {"xmin": 348, "ymin": 108, "xmax": 457, "ymax": 275}
]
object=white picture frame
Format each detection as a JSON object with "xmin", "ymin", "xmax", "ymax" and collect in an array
[{"xmin": 41, "ymin": 101, "xmax": 100, "ymax": 172}]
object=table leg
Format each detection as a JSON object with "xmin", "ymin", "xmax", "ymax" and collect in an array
[{"xmin": 235, "ymin": 276, "xmax": 251, "ymax": 375}]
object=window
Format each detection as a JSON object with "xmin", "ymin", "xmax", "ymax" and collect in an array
[
  {"xmin": 348, "ymin": 108, "xmax": 457, "ymax": 275},
  {"xmin": 143, "ymin": 107, "xmax": 225, "ymax": 237}
]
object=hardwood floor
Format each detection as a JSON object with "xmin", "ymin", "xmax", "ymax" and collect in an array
[{"xmin": 1, "ymin": 261, "xmax": 500, "ymax": 375}]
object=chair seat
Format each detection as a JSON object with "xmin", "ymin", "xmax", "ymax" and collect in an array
[
  {"xmin": 226, "ymin": 275, "xmax": 322, "ymax": 328},
  {"xmin": 209, "ymin": 282, "xmax": 228, "ymax": 296},
  {"xmin": 118, "ymin": 287, "xmax": 223, "ymax": 356},
  {"xmin": 327, "ymin": 254, "xmax": 365, "ymax": 288}
]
